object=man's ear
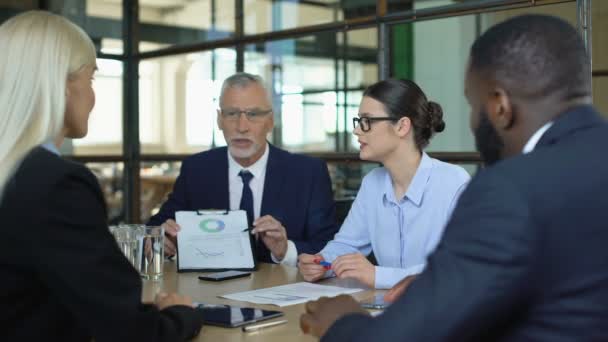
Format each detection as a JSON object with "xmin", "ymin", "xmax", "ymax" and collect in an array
[
  {"xmin": 486, "ymin": 87, "xmax": 514, "ymax": 130},
  {"xmin": 216, "ymin": 109, "xmax": 223, "ymax": 131},
  {"xmin": 395, "ymin": 116, "xmax": 412, "ymax": 138}
]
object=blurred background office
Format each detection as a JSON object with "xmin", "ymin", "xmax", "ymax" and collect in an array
[{"xmin": 1, "ymin": 0, "xmax": 603, "ymax": 225}]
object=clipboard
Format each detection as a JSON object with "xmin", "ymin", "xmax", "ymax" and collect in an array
[{"xmin": 175, "ymin": 210, "xmax": 258, "ymax": 272}]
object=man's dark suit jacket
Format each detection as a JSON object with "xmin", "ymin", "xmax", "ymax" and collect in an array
[
  {"xmin": 148, "ymin": 144, "xmax": 338, "ymax": 263},
  {"xmin": 0, "ymin": 148, "xmax": 203, "ymax": 341},
  {"xmin": 324, "ymin": 106, "xmax": 608, "ymax": 341}
]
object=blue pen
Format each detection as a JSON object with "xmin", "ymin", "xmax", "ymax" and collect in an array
[{"xmin": 318, "ymin": 261, "xmax": 332, "ymax": 269}]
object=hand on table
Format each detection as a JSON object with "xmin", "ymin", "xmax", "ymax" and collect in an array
[
  {"xmin": 161, "ymin": 219, "xmax": 180, "ymax": 257},
  {"xmin": 252, "ymin": 215, "xmax": 288, "ymax": 261},
  {"xmin": 333, "ymin": 253, "xmax": 376, "ymax": 288},
  {"xmin": 300, "ymin": 295, "xmax": 369, "ymax": 337},
  {"xmin": 154, "ymin": 292, "xmax": 194, "ymax": 310},
  {"xmin": 298, "ymin": 253, "xmax": 327, "ymax": 282}
]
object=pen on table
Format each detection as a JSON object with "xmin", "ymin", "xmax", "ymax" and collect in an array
[{"xmin": 242, "ymin": 319, "xmax": 288, "ymax": 332}]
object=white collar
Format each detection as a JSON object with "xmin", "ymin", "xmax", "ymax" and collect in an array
[
  {"xmin": 522, "ymin": 122, "xmax": 554, "ymax": 154},
  {"xmin": 227, "ymin": 142, "xmax": 270, "ymax": 179}
]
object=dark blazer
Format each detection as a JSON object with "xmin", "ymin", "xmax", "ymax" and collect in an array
[
  {"xmin": 323, "ymin": 105, "xmax": 608, "ymax": 341},
  {"xmin": 0, "ymin": 148, "xmax": 203, "ymax": 341},
  {"xmin": 148, "ymin": 144, "xmax": 338, "ymax": 263}
]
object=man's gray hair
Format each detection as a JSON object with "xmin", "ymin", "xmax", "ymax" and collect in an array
[{"xmin": 219, "ymin": 72, "xmax": 272, "ymax": 106}]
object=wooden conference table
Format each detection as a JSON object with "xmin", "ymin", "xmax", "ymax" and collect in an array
[{"xmin": 142, "ymin": 261, "xmax": 382, "ymax": 341}]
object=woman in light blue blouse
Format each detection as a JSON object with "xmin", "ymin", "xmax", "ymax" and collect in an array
[{"xmin": 298, "ymin": 79, "xmax": 471, "ymax": 289}]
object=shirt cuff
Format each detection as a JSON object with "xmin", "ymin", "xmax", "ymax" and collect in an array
[
  {"xmin": 271, "ymin": 240, "xmax": 298, "ymax": 266},
  {"xmin": 374, "ymin": 263, "xmax": 425, "ymax": 289}
]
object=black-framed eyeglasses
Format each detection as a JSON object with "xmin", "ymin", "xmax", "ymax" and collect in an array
[
  {"xmin": 353, "ymin": 116, "xmax": 399, "ymax": 132},
  {"xmin": 220, "ymin": 108, "xmax": 273, "ymax": 122}
]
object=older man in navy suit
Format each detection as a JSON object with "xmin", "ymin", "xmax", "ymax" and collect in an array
[
  {"xmin": 149, "ymin": 73, "xmax": 338, "ymax": 265},
  {"xmin": 300, "ymin": 15, "xmax": 608, "ymax": 341}
]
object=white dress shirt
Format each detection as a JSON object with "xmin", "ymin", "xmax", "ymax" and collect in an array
[
  {"xmin": 523, "ymin": 122, "xmax": 553, "ymax": 154},
  {"xmin": 227, "ymin": 143, "xmax": 298, "ymax": 266}
]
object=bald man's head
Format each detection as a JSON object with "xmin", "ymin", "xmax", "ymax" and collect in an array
[
  {"xmin": 465, "ymin": 15, "xmax": 591, "ymax": 166},
  {"xmin": 470, "ymin": 14, "xmax": 590, "ymax": 102}
]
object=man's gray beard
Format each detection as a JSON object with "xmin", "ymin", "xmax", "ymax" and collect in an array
[{"xmin": 229, "ymin": 143, "xmax": 259, "ymax": 160}]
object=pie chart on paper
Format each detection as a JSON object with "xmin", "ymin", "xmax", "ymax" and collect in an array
[{"xmin": 199, "ymin": 219, "xmax": 226, "ymax": 233}]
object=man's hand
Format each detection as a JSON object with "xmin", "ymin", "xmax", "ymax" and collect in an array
[
  {"xmin": 384, "ymin": 274, "xmax": 418, "ymax": 303},
  {"xmin": 252, "ymin": 215, "xmax": 288, "ymax": 260},
  {"xmin": 154, "ymin": 292, "xmax": 194, "ymax": 310},
  {"xmin": 298, "ymin": 253, "xmax": 327, "ymax": 282},
  {"xmin": 300, "ymin": 295, "xmax": 369, "ymax": 337},
  {"xmin": 332, "ymin": 253, "xmax": 376, "ymax": 288},
  {"xmin": 161, "ymin": 219, "xmax": 180, "ymax": 257}
]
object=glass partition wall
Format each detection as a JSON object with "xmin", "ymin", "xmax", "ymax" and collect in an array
[{"xmin": 1, "ymin": 0, "xmax": 592, "ymax": 222}]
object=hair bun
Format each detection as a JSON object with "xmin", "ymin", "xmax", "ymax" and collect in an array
[{"xmin": 427, "ymin": 101, "xmax": 445, "ymax": 133}]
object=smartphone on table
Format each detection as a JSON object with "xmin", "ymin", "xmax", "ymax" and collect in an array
[
  {"xmin": 360, "ymin": 294, "xmax": 390, "ymax": 310},
  {"xmin": 198, "ymin": 270, "xmax": 251, "ymax": 281}
]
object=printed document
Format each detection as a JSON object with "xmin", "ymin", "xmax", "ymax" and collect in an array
[
  {"xmin": 176, "ymin": 210, "xmax": 255, "ymax": 270},
  {"xmin": 221, "ymin": 282, "xmax": 364, "ymax": 307}
]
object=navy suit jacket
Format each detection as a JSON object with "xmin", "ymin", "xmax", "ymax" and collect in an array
[
  {"xmin": 323, "ymin": 105, "xmax": 608, "ymax": 341},
  {"xmin": 148, "ymin": 144, "xmax": 338, "ymax": 263},
  {"xmin": 1, "ymin": 148, "xmax": 203, "ymax": 341}
]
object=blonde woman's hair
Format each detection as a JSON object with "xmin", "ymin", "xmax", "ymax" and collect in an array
[{"xmin": 0, "ymin": 10, "xmax": 96, "ymax": 197}]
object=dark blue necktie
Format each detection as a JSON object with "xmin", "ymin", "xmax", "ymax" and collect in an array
[{"xmin": 239, "ymin": 170, "xmax": 254, "ymax": 227}]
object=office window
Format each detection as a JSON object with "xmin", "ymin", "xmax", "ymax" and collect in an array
[
  {"xmin": 0, "ymin": 0, "xmax": 126, "ymax": 55},
  {"xmin": 343, "ymin": 90, "xmax": 365, "ymax": 151},
  {"xmin": 82, "ymin": 0, "xmax": 124, "ymax": 55},
  {"xmin": 185, "ymin": 49, "xmax": 236, "ymax": 148},
  {"xmin": 410, "ymin": 14, "xmax": 478, "ymax": 153},
  {"xmin": 244, "ymin": 0, "xmax": 344, "ymax": 35},
  {"xmin": 139, "ymin": 49, "xmax": 236, "ymax": 154},
  {"xmin": 243, "ymin": 27, "xmax": 377, "ymax": 152},
  {"xmin": 138, "ymin": 0, "xmax": 235, "ymax": 53},
  {"xmin": 245, "ymin": 33, "xmax": 340, "ymax": 151},
  {"xmin": 71, "ymin": 58, "xmax": 123, "ymax": 155},
  {"xmin": 402, "ymin": 1, "xmax": 577, "ymax": 153}
]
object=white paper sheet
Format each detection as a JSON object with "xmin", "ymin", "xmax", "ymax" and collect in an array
[
  {"xmin": 220, "ymin": 282, "xmax": 364, "ymax": 307},
  {"xmin": 176, "ymin": 210, "xmax": 255, "ymax": 270}
]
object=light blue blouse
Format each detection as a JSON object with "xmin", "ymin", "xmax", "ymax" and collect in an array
[{"xmin": 320, "ymin": 152, "xmax": 471, "ymax": 289}]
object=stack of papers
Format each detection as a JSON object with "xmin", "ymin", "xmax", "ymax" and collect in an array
[{"xmin": 221, "ymin": 282, "xmax": 364, "ymax": 307}]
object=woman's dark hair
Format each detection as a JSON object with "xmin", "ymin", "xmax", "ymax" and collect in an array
[{"xmin": 363, "ymin": 79, "xmax": 445, "ymax": 150}]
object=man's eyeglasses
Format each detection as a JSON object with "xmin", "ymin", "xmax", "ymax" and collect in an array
[
  {"xmin": 353, "ymin": 116, "xmax": 399, "ymax": 132},
  {"xmin": 220, "ymin": 108, "xmax": 273, "ymax": 122}
]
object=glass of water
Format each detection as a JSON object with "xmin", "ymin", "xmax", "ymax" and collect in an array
[
  {"xmin": 141, "ymin": 226, "xmax": 164, "ymax": 281},
  {"xmin": 110, "ymin": 224, "xmax": 144, "ymax": 270}
]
